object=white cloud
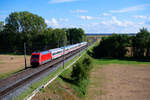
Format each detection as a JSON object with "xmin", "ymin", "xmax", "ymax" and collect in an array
[
  {"xmin": 133, "ymin": 15, "xmax": 150, "ymax": 20},
  {"xmin": 45, "ymin": 19, "xmax": 51, "ymax": 26},
  {"xmin": 77, "ymin": 15, "xmax": 150, "ymax": 33},
  {"xmin": 70, "ymin": 9, "xmax": 88, "ymax": 13},
  {"xmin": 101, "ymin": 21, "xmax": 107, "ymax": 25},
  {"xmin": 110, "ymin": 4, "xmax": 150, "ymax": 13},
  {"xmin": 59, "ymin": 18, "xmax": 69, "ymax": 22},
  {"xmin": 101, "ymin": 16, "xmax": 133, "ymax": 27},
  {"xmin": 111, "ymin": 16, "xmax": 124, "ymax": 26},
  {"xmin": 92, "ymin": 22, "xmax": 99, "ymax": 26},
  {"xmin": 51, "ymin": 18, "xmax": 59, "ymax": 27},
  {"xmin": 49, "ymin": 0, "xmax": 78, "ymax": 4},
  {"xmin": 102, "ymin": 13, "xmax": 110, "ymax": 16},
  {"xmin": 80, "ymin": 16, "xmax": 93, "ymax": 20},
  {"xmin": 45, "ymin": 18, "xmax": 59, "ymax": 28},
  {"xmin": 0, "ymin": 15, "xmax": 7, "ymax": 20},
  {"xmin": 45, "ymin": 16, "xmax": 150, "ymax": 33}
]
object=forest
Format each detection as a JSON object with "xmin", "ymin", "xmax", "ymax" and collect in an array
[
  {"xmin": 0, "ymin": 11, "xmax": 86, "ymax": 54},
  {"xmin": 91, "ymin": 28, "xmax": 150, "ymax": 59}
]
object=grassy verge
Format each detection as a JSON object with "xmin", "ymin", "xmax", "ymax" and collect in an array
[
  {"xmin": 15, "ymin": 51, "xmax": 84, "ymax": 100},
  {"xmin": 62, "ymin": 72, "xmax": 90, "ymax": 97},
  {"xmin": 0, "ymin": 67, "xmax": 25, "ymax": 80},
  {"xmin": 92, "ymin": 58, "xmax": 150, "ymax": 65}
]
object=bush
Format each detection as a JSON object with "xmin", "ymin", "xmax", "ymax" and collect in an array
[
  {"xmin": 71, "ymin": 55, "xmax": 93, "ymax": 96},
  {"xmin": 71, "ymin": 55, "xmax": 92, "ymax": 83}
]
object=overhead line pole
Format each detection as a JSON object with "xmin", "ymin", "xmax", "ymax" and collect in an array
[
  {"xmin": 63, "ymin": 40, "xmax": 66, "ymax": 69},
  {"xmin": 63, "ymin": 48, "xmax": 65, "ymax": 69},
  {"xmin": 24, "ymin": 42, "xmax": 27, "ymax": 69}
]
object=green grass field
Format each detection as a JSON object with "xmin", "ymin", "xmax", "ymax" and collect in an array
[{"xmin": 93, "ymin": 58, "xmax": 150, "ymax": 65}]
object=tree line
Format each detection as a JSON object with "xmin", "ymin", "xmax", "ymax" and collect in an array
[
  {"xmin": 0, "ymin": 11, "xmax": 86, "ymax": 54},
  {"xmin": 91, "ymin": 28, "xmax": 150, "ymax": 59}
]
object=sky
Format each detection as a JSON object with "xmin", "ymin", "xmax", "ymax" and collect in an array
[{"xmin": 0, "ymin": 0, "xmax": 150, "ymax": 33}]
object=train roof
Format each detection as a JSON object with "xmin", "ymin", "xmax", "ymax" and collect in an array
[
  {"xmin": 32, "ymin": 50, "xmax": 50, "ymax": 55},
  {"xmin": 41, "ymin": 51, "xmax": 50, "ymax": 55},
  {"xmin": 50, "ymin": 48, "xmax": 63, "ymax": 53},
  {"xmin": 80, "ymin": 42, "xmax": 87, "ymax": 44},
  {"xmin": 61, "ymin": 45, "xmax": 71, "ymax": 49},
  {"xmin": 31, "ymin": 42, "xmax": 87, "ymax": 55}
]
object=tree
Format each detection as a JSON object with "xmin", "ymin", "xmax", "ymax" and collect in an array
[
  {"xmin": 2, "ymin": 11, "xmax": 47, "ymax": 53},
  {"xmin": 44, "ymin": 27, "xmax": 53, "ymax": 45},
  {"xmin": 5, "ymin": 11, "xmax": 47, "ymax": 41},
  {"xmin": 51, "ymin": 29, "xmax": 67, "ymax": 48},
  {"xmin": 92, "ymin": 34, "xmax": 129, "ymax": 58},
  {"xmin": 132, "ymin": 28, "xmax": 150, "ymax": 58},
  {"xmin": 31, "ymin": 28, "xmax": 53, "ymax": 52},
  {"xmin": 146, "ymin": 36, "xmax": 150, "ymax": 57},
  {"xmin": 0, "ymin": 21, "xmax": 4, "ymax": 32},
  {"xmin": 66, "ymin": 28, "xmax": 85, "ymax": 44}
]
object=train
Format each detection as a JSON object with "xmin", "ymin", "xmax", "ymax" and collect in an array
[{"xmin": 30, "ymin": 42, "xmax": 87, "ymax": 66}]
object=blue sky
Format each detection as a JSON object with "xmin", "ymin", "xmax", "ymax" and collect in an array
[{"xmin": 0, "ymin": 0, "xmax": 150, "ymax": 33}]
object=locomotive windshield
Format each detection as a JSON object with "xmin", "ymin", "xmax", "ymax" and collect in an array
[{"xmin": 31, "ymin": 55, "xmax": 39, "ymax": 59}]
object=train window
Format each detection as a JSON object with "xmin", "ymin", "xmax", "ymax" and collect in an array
[
  {"xmin": 32, "ymin": 55, "xmax": 39, "ymax": 59},
  {"xmin": 53, "ymin": 51, "xmax": 62, "ymax": 55}
]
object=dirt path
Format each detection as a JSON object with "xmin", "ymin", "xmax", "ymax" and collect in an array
[{"xmin": 86, "ymin": 64, "xmax": 150, "ymax": 100}]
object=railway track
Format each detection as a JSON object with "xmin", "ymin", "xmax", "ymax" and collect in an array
[{"xmin": 0, "ymin": 45, "xmax": 88, "ymax": 99}]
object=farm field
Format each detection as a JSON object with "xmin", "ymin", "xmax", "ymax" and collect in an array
[
  {"xmin": 31, "ymin": 58, "xmax": 150, "ymax": 100},
  {"xmin": 85, "ymin": 64, "xmax": 150, "ymax": 100},
  {"xmin": 0, "ymin": 54, "xmax": 30, "ymax": 79}
]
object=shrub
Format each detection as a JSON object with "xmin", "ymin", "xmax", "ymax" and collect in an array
[
  {"xmin": 71, "ymin": 55, "xmax": 92, "ymax": 83},
  {"xmin": 71, "ymin": 55, "xmax": 93, "ymax": 96}
]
